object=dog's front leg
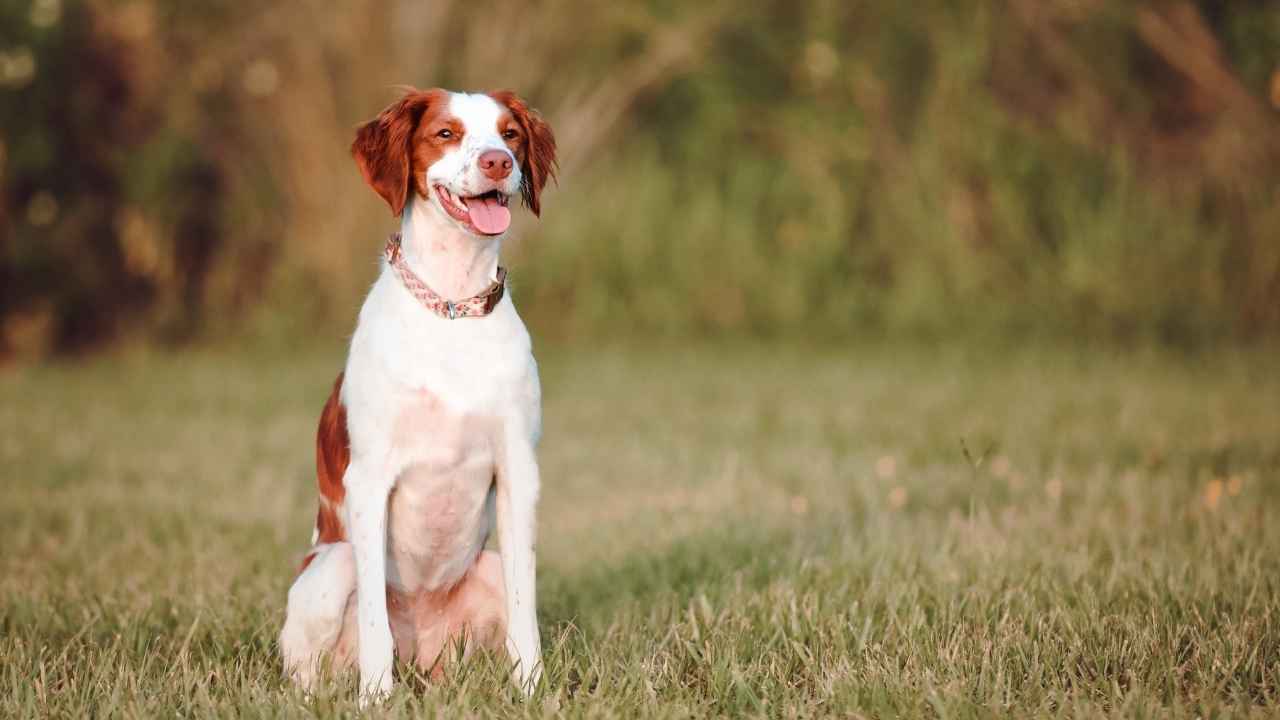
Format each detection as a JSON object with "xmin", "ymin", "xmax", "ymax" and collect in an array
[
  {"xmin": 346, "ymin": 456, "xmax": 396, "ymax": 703},
  {"xmin": 497, "ymin": 424, "xmax": 542, "ymax": 694}
]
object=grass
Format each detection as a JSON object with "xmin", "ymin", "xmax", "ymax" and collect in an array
[{"xmin": 1, "ymin": 340, "xmax": 1278, "ymax": 718}]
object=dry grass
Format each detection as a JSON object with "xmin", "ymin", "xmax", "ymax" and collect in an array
[{"xmin": 1, "ymin": 341, "xmax": 1278, "ymax": 717}]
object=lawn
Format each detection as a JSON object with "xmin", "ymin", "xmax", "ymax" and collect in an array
[{"xmin": 1, "ymin": 341, "xmax": 1277, "ymax": 718}]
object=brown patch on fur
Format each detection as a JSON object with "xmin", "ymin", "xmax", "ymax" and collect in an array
[
  {"xmin": 387, "ymin": 550, "xmax": 507, "ymax": 675},
  {"xmin": 410, "ymin": 110, "xmax": 463, "ymax": 200},
  {"xmin": 306, "ymin": 552, "xmax": 503, "ymax": 677},
  {"xmin": 315, "ymin": 372, "xmax": 350, "ymax": 546},
  {"xmin": 489, "ymin": 91, "xmax": 557, "ymax": 216},
  {"xmin": 351, "ymin": 88, "xmax": 452, "ymax": 216},
  {"xmin": 298, "ymin": 549, "xmax": 318, "ymax": 573}
]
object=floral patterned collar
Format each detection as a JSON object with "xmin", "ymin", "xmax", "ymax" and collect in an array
[{"xmin": 385, "ymin": 233, "xmax": 507, "ymax": 319}]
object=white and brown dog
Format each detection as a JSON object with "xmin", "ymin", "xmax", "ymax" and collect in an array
[{"xmin": 279, "ymin": 88, "xmax": 556, "ymax": 701}]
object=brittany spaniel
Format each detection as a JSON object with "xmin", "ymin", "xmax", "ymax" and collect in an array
[{"xmin": 279, "ymin": 88, "xmax": 556, "ymax": 701}]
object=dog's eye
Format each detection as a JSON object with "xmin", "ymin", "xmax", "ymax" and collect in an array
[
  {"xmin": 502, "ymin": 129, "xmax": 519, "ymax": 141},
  {"xmin": 437, "ymin": 129, "xmax": 453, "ymax": 139}
]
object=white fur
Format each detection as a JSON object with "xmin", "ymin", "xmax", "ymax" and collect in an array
[
  {"xmin": 279, "ymin": 542, "xmax": 356, "ymax": 689},
  {"xmin": 426, "ymin": 93, "xmax": 522, "ymax": 207},
  {"xmin": 283, "ymin": 92, "xmax": 544, "ymax": 702}
]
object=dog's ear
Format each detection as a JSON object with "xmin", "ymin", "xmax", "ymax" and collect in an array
[
  {"xmin": 490, "ymin": 91, "xmax": 557, "ymax": 217},
  {"xmin": 351, "ymin": 89, "xmax": 436, "ymax": 217}
]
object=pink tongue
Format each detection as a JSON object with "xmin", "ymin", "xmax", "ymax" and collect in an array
[{"xmin": 464, "ymin": 195, "xmax": 511, "ymax": 235}]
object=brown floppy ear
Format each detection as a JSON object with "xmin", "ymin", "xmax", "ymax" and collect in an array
[
  {"xmin": 351, "ymin": 89, "xmax": 435, "ymax": 217},
  {"xmin": 491, "ymin": 91, "xmax": 557, "ymax": 217}
]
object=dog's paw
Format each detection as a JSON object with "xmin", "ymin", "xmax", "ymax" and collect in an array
[
  {"xmin": 510, "ymin": 659, "xmax": 542, "ymax": 698},
  {"xmin": 358, "ymin": 671, "xmax": 393, "ymax": 708}
]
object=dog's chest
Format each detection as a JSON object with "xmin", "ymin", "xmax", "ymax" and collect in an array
[
  {"xmin": 348, "ymin": 275, "xmax": 539, "ymax": 592},
  {"xmin": 385, "ymin": 389, "xmax": 499, "ymax": 592},
  {"xmin": 364, "ymin": 282, "xmax": 534, "ymax": 417}
]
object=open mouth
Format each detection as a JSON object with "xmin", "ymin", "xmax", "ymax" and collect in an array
[{"xmin": 434, "ymin": 185, "xmax": 512, "ymax": 236}]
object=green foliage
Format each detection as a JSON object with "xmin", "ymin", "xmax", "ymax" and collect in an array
[
  {"xmin": 515, "ymin": 2, "xmax": 1280, "ymax": 345},
  {"xmin": 2, "ymin": 0, "xmax": 1278, "ymax": 355}
]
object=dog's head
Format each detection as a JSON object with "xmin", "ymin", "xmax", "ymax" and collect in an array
[{"xmin": 352, "ymin": 88, "xmax": 557, "ymax": 235}]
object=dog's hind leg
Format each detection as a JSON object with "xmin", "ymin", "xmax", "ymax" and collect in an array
[
  {"xmin": 411, "ymin": 549, "xmax": 508, "ymax": 678},
  {"xmin": 280, "ymin": 542, "xmax": 357, "ymax": 690}
]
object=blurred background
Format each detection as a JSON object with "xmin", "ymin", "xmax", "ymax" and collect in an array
[
  {"xmin": 3, "ymin": 5, "xmax": 1280, "ymax": 713},
  {"xmin": 1, "ymin": 0, "xmax": 1278, "ymax": 358}
]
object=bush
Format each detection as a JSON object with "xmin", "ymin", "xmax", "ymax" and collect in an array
[{"xmin": 2, "ymin": 0, "xmax": 1277, "ymax": 356}]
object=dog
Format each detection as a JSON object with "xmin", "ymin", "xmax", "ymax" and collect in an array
[{"xmin": 279, "ymin": 88, "xmax": 556, "ymax": 701}]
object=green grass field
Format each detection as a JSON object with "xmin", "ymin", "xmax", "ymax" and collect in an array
[{"xmin": 2, "ymin": 342, "xmax": 1277, "ymax": 718}]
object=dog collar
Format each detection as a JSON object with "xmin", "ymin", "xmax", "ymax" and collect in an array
[{"xmin": 385, "ymin": 233, "xmax": 507, "ymax": 319}]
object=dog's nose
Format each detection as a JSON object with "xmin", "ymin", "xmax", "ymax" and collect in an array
[{"xmin": 478, "ymin": 149, "xmax": 513, "ymax": 180}]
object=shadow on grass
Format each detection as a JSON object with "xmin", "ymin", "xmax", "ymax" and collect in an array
[{"xmin": 538, "ymin": 523, "xmax": 808, "ymax": 634}]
